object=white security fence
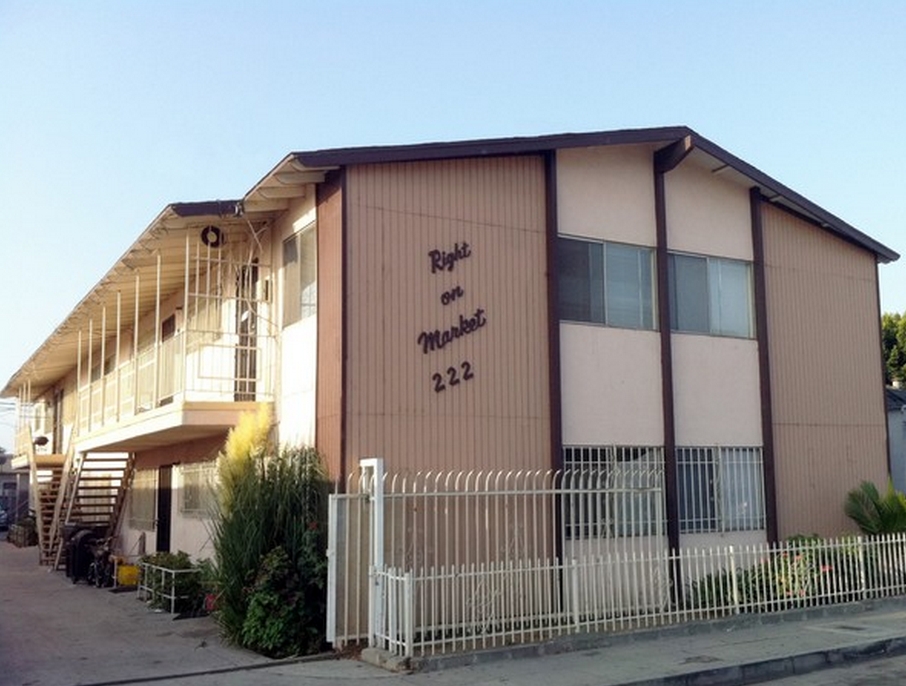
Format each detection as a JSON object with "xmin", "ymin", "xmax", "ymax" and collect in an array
[{"xmin": 327, "ymin": 457, "xmax": 906, "ymax": 658}]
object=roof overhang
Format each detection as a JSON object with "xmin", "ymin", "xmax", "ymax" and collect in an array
[
  {"xmin": 288, "ymin": 126, "xmax": 898, "ymax": 264},
  {"xmin": 1, "ymin": 201, "xmax": 283, "ymax": 400},
  {"xmin": 4, "ymin": 126, "xmax": 897, "ymax": 401}
]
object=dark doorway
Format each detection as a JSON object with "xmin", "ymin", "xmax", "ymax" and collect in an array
[
  {"xmin": 234, "ymin": 261, "xmax": 259, "ymax": 401},
  {"xmin": 156, "ymin": 465, "xmax": 172, "ymax": 553},
  {"xmin": 52, "ymin": 388, "xmax": 64, "ymax": 454}
]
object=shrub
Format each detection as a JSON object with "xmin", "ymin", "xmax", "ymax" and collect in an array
[
  {"xmin": 211, "ymin": 410, "xmax": 329, "ymax": 656},
  {"xmin": 845, "ymin": 480, "xmax": 906, "ymax": 534},
  {"xmin": 241, "ymin": 546, "xmax": 323, "ymax": 657},
  {"xmin": 686, "ymin": 535, "xmax": 863, "ymax": 612},
  {"xmin": 140, "ymin": 550, "xmax": 204, "ymax": 613}
]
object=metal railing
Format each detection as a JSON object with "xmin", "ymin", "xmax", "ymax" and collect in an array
[
  {"xmin": 137, "ymin": 561, "xmax": 202, "ymax": 614},
  {"xmin": 76, "ymin": 329, "xmax": 275, "ymax": 434},
  {"xmin": 328, "ymin": 455, "xmax": 668, "ymax": 650},
  {"xmin": 327, "ymin": 458, "xmax": 906, "ymax": 658},
  {"xmin": 370, "ymin": 534, "xmax": 906, "ymax": 658}
]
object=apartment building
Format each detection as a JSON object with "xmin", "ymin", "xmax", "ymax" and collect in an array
[{"xmin": 3, "ymin": 126, "xmax": 896, "ymax": 566}]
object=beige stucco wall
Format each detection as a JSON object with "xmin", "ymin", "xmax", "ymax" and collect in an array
[
  {"xmin": 344, "ymin": 157, "xmax": 551, "ymax": 474},
  {"xmin": 666, "ymin": 160, "xmax": 753, "ymax": 261},
  {"xmin": 671, "ymin": 335, "xmax": 762, "ymax": 446},
  {"xmin": 763, "ymin": 203, "xmax": 887, "ymax": 538},
  {"xmin": 560, "ymin": 324, "xmax": 663, "ymax": 445},
  {"xmin": 556, "ymin": 145, "xmax": 662, "ymax": 449},
  {"xmin": 556, "ymin": 145, "xmax": 657, "ymax": 246},
  {"xmin": 275, "ymin": 195, "xmax": 318, "ymax": 448}
]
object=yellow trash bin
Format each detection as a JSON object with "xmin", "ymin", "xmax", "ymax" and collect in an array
[{"xmin": 117, "ymin": 563, "xmax": 140, "ymax": 587}]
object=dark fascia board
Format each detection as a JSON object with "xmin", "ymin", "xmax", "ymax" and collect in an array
[
  {"xmin": 689, "ymin": 133, "xmax": 899, "ymax": 264},
  {"xmin": 290, "ymin": 125, "xmax": 898, "ymax": 264},
  {"xmin": 292, "ymin": 126, "xmax": 692, "ymax": 167},
  {"xmin": 170, "ymin": 200, "xmax": 243, "ymax": 218}
]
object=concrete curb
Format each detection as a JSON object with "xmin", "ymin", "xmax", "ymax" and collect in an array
[
  {"xmin": 77, "ymin": 650, "xmax": 341, "ymax": 686},
  {"xmin": 410, "ymin": 598, "xmax": 906, "ymax": 676},
  {"xmin": 617, "ymin": 636, "xmax": 906, "ymax": 686}
]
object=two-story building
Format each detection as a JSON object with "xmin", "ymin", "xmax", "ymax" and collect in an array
[{"xmin": 3, "ymin": 126, "xmax": 897, "ymax": 568}]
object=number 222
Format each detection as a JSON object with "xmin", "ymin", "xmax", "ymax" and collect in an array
[{"xmin": 432, "ymin": 361, "xmax": 474, "ymax": 392}]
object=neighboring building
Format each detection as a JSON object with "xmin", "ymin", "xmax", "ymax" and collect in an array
[
  {"xmin": 1, "ymin": 126, "xmax": 897, "ymax": 566},
  {"xmin": 887, "ymin": 386, "xmax": 906, "ymax": 493}
]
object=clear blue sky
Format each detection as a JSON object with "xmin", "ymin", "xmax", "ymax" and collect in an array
[{"xmin": 1, "ymin": 1, "xmax": 905, "ymax": 449}]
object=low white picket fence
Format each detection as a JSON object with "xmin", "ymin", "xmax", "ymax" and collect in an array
[
  {"xmin": 326, "ymin": 458, "xmax": 906, "ymax": 658},
  {"xmin": 370, "ymin": 534, "xmax": 906, "ymax": 657}
]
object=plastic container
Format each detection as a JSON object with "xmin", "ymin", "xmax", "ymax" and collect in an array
[{"xmin": 117, "ymin": 563, "xmax": 140, "ymax": 587}]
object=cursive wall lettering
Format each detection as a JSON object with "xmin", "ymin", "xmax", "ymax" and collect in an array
[{"xmin": 417, "ymin": 308, "xmax": 487, "ymax": 354}]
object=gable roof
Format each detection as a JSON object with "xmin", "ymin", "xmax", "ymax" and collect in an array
[
  {"xmin": 256, "ymin": 126, "xmax": 897, "ymax": 263},
  {"xmin": 3, "ymin": 126, "xmax": 898, "ymax": 399}
]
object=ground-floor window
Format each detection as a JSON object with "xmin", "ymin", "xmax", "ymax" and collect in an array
[
  {"xmin": 177, "ymin": 461, "xmax": 217, "ymax": 517},
  {"xmin": 562, "ymin": 445, "xmax": 665, "ymax": 539},
  {"xmin": 129, "ymin": 469, "xmax": 157, "ymax": 531},
  {"xmin": 677, "ymin": 446, "xmax": 764, "ymax": 533}
]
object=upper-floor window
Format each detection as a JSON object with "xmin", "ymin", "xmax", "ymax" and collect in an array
[
  {"xmin": 283, "ymin": 224, "xmax": 317, "ymax": 327},
  {"xmin": 668, "ymin": 253, "xmax": 754, "ymax": 338},
  {"xmin": 558, "ymin": 237, "xmax": 656, "ymax": 330}
]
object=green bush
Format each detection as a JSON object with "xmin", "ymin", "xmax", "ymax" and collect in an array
[
  {"xmin": 845, "ymin": 480, "xmax": 906, "ymax": 534},
  {"xmin": 140, "ymin": 550, "xmax": 204, "ymax": 613},
  {"xmin": 686, "ymin": 535, "xmax": 863, "ymax": 612},
  {"xmin": 240, "ymin": 546, "xmax": 323, "ymax": 657},
  {"xmin": 210, "ymin": 415, "xmax": 329, "ymax": 656}
]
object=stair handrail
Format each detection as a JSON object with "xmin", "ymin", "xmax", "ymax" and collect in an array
[
  {"xmin": 106, "ymin": 453, "xmax": 136, "ymax": 541},
  {"xmin": 23, "ymin": 423, "xmax": 45, "ymax": 555},
  {"xmin": 48, "ymin": 429, "xmax": 80, "ymax": 569}
]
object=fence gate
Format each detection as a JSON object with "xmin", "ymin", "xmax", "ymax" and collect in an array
[
  {"xmin": 326, "ymin": 458, "xmax": 381, "ymax": 648},
  {"xmin": 326, "ymin": 453, "xmax": 670, "ymax": 658}
]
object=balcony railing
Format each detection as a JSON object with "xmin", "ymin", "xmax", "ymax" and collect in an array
[{"xmin": 77, "ymin": 329, "xmax": 275, "ymax": 435}]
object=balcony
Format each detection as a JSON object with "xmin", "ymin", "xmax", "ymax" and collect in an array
[{"xmin": 75, "ymin": 327, "xmax": 275, "ymax": 453}]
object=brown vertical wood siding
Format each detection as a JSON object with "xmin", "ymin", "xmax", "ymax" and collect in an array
[
  {"xmin": 344, "ymin": 156, "xmax": 550, "ymax": 473},
  {"xmin": 762, "ymin": 203, "xmax": 887, "ymax": 537},
  {"xmin": 316, "ymin": 174, "xmax": 344, "ymax": 479}
]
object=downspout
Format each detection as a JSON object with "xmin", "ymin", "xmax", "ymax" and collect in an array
[
  {"xmin": 653, "ymin": 134, "xmax": 693, "ymax": 557},
  {"xmin": 750, "ymin": 188, "xmax": 779, "ymax": 543}
]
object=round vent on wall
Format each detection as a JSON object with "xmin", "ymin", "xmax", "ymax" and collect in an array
[{"xmin": 200, "ymin": 225, "xmax": 225, "ymax": 248}]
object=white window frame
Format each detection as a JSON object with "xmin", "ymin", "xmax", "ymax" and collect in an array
[
  {"xmin": 177, "ymin": 461, "xmax": 217, "ymax": 518},
  {"xmin": 668, "ymin": 252, "xmax": 755, "ymax": 338},
  {"xmin": 282, "ymin": 223, "xmax": 317, "ymax": 327},
  {"xmin": 558, "ymin": 237, "xmax": 656, "ymax": 331}
]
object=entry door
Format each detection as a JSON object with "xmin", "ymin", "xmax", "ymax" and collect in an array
[
  {"xmin": 52, "ymin": 388, "xmax": 64, "ymax": 454},
  {"xmin": 156, "ymin": 465, "xmax": 172, "ymax": 553}
]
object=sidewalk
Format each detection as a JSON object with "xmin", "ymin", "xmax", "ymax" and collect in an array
[{"xmin": 4, "ymin": 537, "xmax": 906, "ymax": 686}]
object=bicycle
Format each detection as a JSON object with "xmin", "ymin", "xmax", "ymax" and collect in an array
[{"xmin": 86, "ymin": 538, "xmax": 114, "ymax": 588}]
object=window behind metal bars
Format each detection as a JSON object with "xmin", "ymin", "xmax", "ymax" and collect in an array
[
  {"xmin": 562, "ymin": 445, "xmax": 665, "ymax": 539},
  {"xmin": 676, "ymin": 446, "xmax": 764, "ymax": 533}
]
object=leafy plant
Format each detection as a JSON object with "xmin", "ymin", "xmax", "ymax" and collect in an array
[
  {"xmin": 211, "ymin": 410, "xmax": 329, "ymax": 656},
  {"xmin": 686, "ymin": 535, "xmax": 860, "ymax": 612},
  {"xmin": 140, "ymin": 550, "xmax": 204, "ymax": 613},
  {"xmin": 845, "ymin": 480, "xmax": 906, "ymax": 535},
  {"xmin": 240, "ymin": 546, "xmax": 323, "ymax": 657}
]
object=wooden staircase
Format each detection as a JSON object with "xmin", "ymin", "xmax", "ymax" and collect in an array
[
  {"xmin": 32, "ymin": 454, "xmax": 66, "ymax": 565},
  {"xmin": 46, "ymin": 453, "xmax": 136, "ymax": 570}
]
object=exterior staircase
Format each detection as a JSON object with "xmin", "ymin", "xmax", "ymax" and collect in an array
[
  {"xmin": 32, "ymin": 454, "xmax": 66, "ymax": 565},
  {"xmin": 47, "ymin": 453, "xmax": 136, "ymax": 570}
]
